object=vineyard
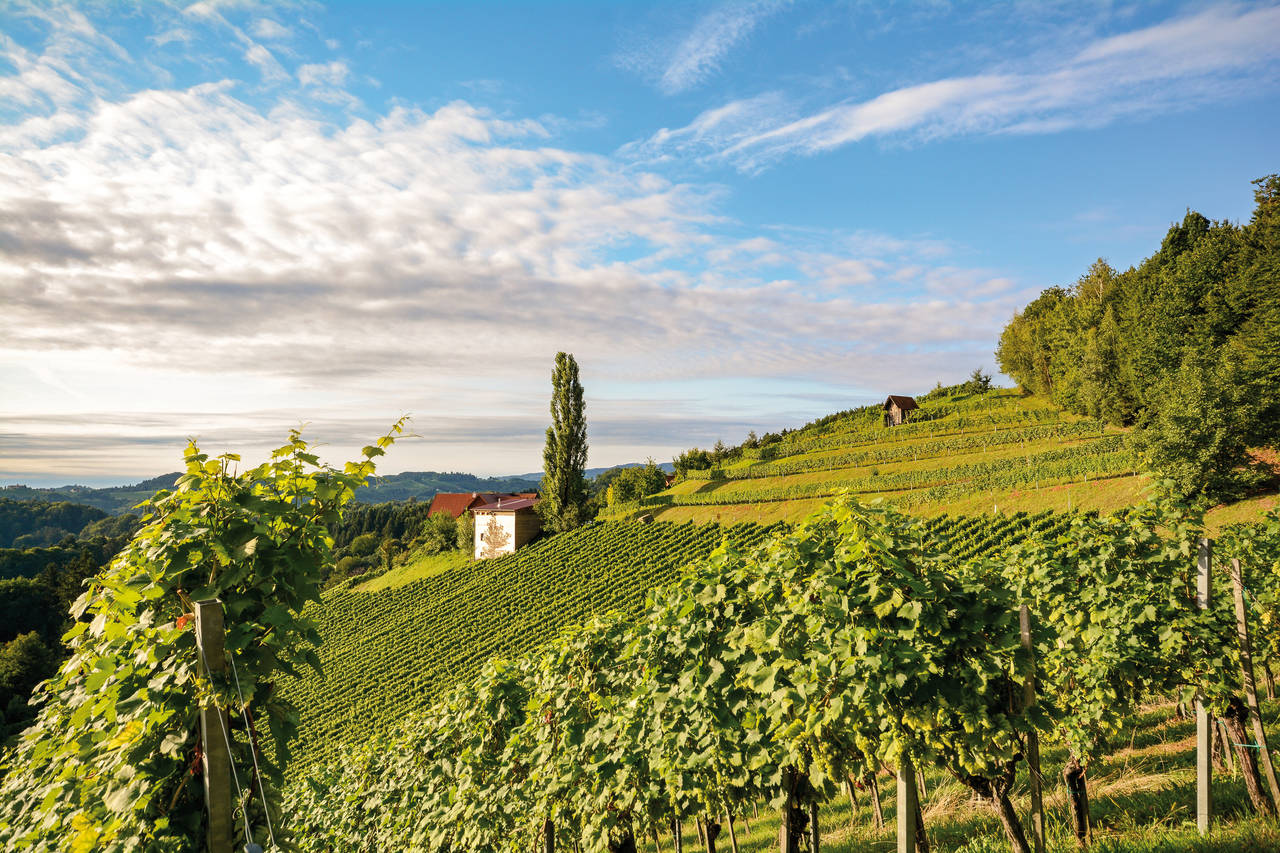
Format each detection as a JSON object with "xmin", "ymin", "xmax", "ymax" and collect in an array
[
  {"xmin": 277, "ymin": 519, "xmax": 787, "ymax": 770},
  {"xmin": 275, "ymin": 508, "xmax": 1085, "ymax": 775},
  {"xmin": 280, "ymin": 494, "xmax": 1280, "ymax": 853},
  {"xmin": 609, "ymin": 389, "xmax": 1148, "ymax": 525},
  {"xmin": 3, "ymin": 422, "xmax": 1280, "ymax": 853}
]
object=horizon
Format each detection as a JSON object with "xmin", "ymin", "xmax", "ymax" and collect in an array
[{"xmin": 3, "ymin": 1, "xmax": 1278, "ymax": 484}]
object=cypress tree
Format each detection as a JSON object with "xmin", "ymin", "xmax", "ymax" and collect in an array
[{"xmin": 540, "ymin": 352, "xmax": 589, "ymax": 532}]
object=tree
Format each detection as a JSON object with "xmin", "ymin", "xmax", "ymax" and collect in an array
[
  {"xmin": 420, "ymin": 511, "xmax": 459, "ymax": 555},
  {"xmin": 456, "ymin": 510, "xmax": 475, "ymax": 554},
  {"xmin": 608, "ymin": 460, "xmax": 667, "ymax": 504},
  {"xmin": 540, "ymin": 352, "xmax": 589, "ymax": 533}
]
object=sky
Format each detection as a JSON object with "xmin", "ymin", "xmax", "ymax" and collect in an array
[{"xmin": 1, "ymin": 1, "xmax": 1278, "ymax": 486}]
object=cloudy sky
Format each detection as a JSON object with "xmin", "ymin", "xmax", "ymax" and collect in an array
[{"xmin": 2, "ymin": 1, "xmax": 1278, "ymax": 485}]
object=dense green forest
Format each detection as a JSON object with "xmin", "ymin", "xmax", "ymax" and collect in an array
[
  {"xmin": 997, "ymin": 175, "xmax": 1280, "ymax": 499},
  {"xmin": 0, "ymin": 497, "xmax": 107, "ymax": 548}
]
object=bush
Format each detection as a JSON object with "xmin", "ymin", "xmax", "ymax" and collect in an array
[
  {"xmin": 420, "ymin": 512, "xmax": 459, "ymax": 555},
  {"xmin": 349, "ymin": 532, "xmax": 379, "ymax": 557}
]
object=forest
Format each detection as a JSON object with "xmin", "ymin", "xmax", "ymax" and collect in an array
[{"xmin": 997, "ymin": 175, "xmax": 1280, "ymax": 501}]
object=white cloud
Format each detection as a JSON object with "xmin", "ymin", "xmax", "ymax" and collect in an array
[
  {"xmin": 629, "ymin": 2, "xmax": 1280, "ymax": 169},
  {"xmin": 148, "ymin": 28, "xmax": 194, "ymax": 47},
  {"xmin": 298, "ymin": 59, "xmax": 348, "ymax": 87},
  {"xmin": 251, "ymin": 18, "xmax": 293, "ymax": 40},
  {"xmin": 618, "ymin": 0, "xmax": 791, "ymax": 95}
]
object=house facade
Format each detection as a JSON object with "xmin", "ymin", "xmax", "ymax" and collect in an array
[{"xmin": 473, "ymin": 497, "xmax": 541, "ymax": 559}]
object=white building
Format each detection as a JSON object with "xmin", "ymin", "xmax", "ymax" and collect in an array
[{"xmin": 473, "ymin": 496, "xmax": 541, "ymax": 559}]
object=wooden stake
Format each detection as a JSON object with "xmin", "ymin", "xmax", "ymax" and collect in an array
[
  {"xmin": 869, "ymin": 773, "xmax": 884, "ymax": 830},
  {"xmin": 844, "ymin": 775, "xmax": 858, "ymax": 828},
  {"xmin": 897, "ymin": 757, "xmax": 917, "ymax": 853},
  {"xmin": 725, "ymin": 813, "xmax": 738, "ymax": 853},
  {"xmin": 1195, "ymin": 539, "xmax": 1213, "ymax": 836},
  {"xmin": 195, "ymin": 599, "xmax": 233, "ymax": 853},
  {"xmin": 809, "ymin": 802, "xmax": 819, "ymax": 853},
  {"xmin": 1019, "ymin": 604, "xmax": 1045, "ymax": 853},
  {"xmin": 1231, "ymin": 557, "xmax": 1280, "ymax": 810}
]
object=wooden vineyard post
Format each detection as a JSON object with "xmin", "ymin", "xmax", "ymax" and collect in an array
[
  {"xmin": 1019, "ymin": 604, "xmax": 1046, "ymax": 853},
  {"xmin": 1196, "ymin": 539, "xmax": 1213, "ymax": 836},
  {"xmin": 1230, "ymin": 558, "xmax": 1280, "ymax": 809},
  {"xmin": 897, "ymin": 757, "xmax": 917, "ymax": 853},
  {"xmin": 195, "ymin": 599, "xmax": 233, "ymax": 853}
]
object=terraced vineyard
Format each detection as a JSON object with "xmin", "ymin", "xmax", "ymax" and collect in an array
[
  {"xmin": 279, "ymin": 508, "xmax": 1078, "ymax": 772},
  {"xmin": 611, "ymin": 388, "xmax": 1144, "ymax": 524}
]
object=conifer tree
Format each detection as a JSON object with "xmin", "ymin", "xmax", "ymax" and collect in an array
[{"xmin": 540, "ymin": 352, "xmax": 589, "ymax": 532}]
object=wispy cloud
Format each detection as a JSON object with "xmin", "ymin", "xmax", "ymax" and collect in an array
[
  {"xmin": 250, "ymin": 18, "xmax": 293, "ymax": 40},
  {"xmin": 626, "ymin": 2, "xmax": 1280, "ymax": 169},
  {"xmin": 619, "ymin": 0, "xmax": 791, "ymax": 95}
]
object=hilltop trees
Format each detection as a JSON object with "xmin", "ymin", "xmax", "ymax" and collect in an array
[
  {"xmin": 997, "ymin": 175, "xmax": 1280, "ymax": 500},
  {"xmin": 540, "ymin": 352, "xmax": 590, "ymax": 533}
]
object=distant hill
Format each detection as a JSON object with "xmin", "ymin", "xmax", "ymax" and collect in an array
[
  {"xmin": 1, "ymin": 470, "xmax": 542, "ymax": 515},
  {"xmin": 0, "ymin": 475, "xmax": 181, "ymax": 516},
  {"xmin": 516, "ymin": 462, "xmax": 675, "ymax": 481},
  {"xmin": 357, "ymin": 471, "xmax": 541, "ymax": 503},
  {"xmin": 0, "ymin": 497, "xmax": 108, "ymax": 548}
]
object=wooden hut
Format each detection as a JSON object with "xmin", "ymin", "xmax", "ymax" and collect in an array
[{"xmin": 882, "ymin": 395, "xmax": 919, "ymax": 427}]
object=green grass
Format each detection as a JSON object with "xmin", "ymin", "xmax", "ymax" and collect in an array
[{"xmin": 355, "ymin": 548, "xmax": 469, "ymax": 591}]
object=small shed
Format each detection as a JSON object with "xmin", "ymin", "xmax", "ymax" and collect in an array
[
  {"xmin": 473, "ymin": 497, "xmax": 541, "ymax": 559},
  {"xmin": 882, "ymin": 395, "xmax": 919, "ymax": 427}
]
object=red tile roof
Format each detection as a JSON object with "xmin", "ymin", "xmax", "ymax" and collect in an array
[{"xmin": 427, "ymin": 492, "xmax": 493, "ymax": 518}]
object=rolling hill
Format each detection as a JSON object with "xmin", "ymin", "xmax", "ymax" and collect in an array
[{"xmin": 605, "ymin": 387, "xmax": 1157, "ymax": 525}]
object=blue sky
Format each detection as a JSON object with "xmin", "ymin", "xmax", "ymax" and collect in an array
[{"xmin": 1, "ymin": 1, "xmax": 1278, "ymax": 485}]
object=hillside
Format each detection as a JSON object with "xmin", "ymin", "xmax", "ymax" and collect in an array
[
  {"xmin": 605, "ymin": 387, "xmax": 1275, "ymax": 527},
  {"xmin": 277, "ymin": 509, "xmax": 1075, "ymax": 773},
  {"xmin": 0, "ymin": 469, "xmax": 540, "ymax": 515}
]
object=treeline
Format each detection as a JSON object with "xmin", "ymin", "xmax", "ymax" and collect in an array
[
  {"xmin": 0, "ymin": 498, "xmax": 107, "ymax": 548},
  {"xmin": 0, "ymin": 521, "xmax": 139, "ymax": 741},
  {"xmin": 998, "ymin": 175, "xmax": 1280, "ymax": 499}
]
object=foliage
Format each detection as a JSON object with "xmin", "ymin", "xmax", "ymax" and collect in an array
[
  {"xmin": 541, "ymin": 352, "xmax": 590, "ymax": 533},
  {"xmin": 997, "ymin": 176, "xmax": 1280, "ymax": 499},
  {"xmin": 0, "ymin": 631, "xmax": 57, "ymax": 739},
  {"xmin": 455, "ymin": 509, "xmax": 475, "ymax": 553},
  {"xmin": 1001, "ymin": 488, "xmax": 1212, "ymax": 767},
  {"xmin": 0, "ymin": 422, "xmax": 404, "ymax": 852},
  {"xmin": 275, "ymin": 519, "xmax": 785, "ymax": 772},
  {"xmin": 286, "ymin": 497, "xmax": 1078, "ymax": 853},
  {"xmin": 419, "ymin": 510, "xmax": 459, "ymax": 555},
  {"xmin": 0, "ymin": 497, "xmax": 110, "ymax": 548},
  {"xmin": 607, "ymin": 459, "xmax": 668, "ymax": 504},
  {"xmin": 0, "ymin": 577, "xmax": 62, "ymax": 645}
]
